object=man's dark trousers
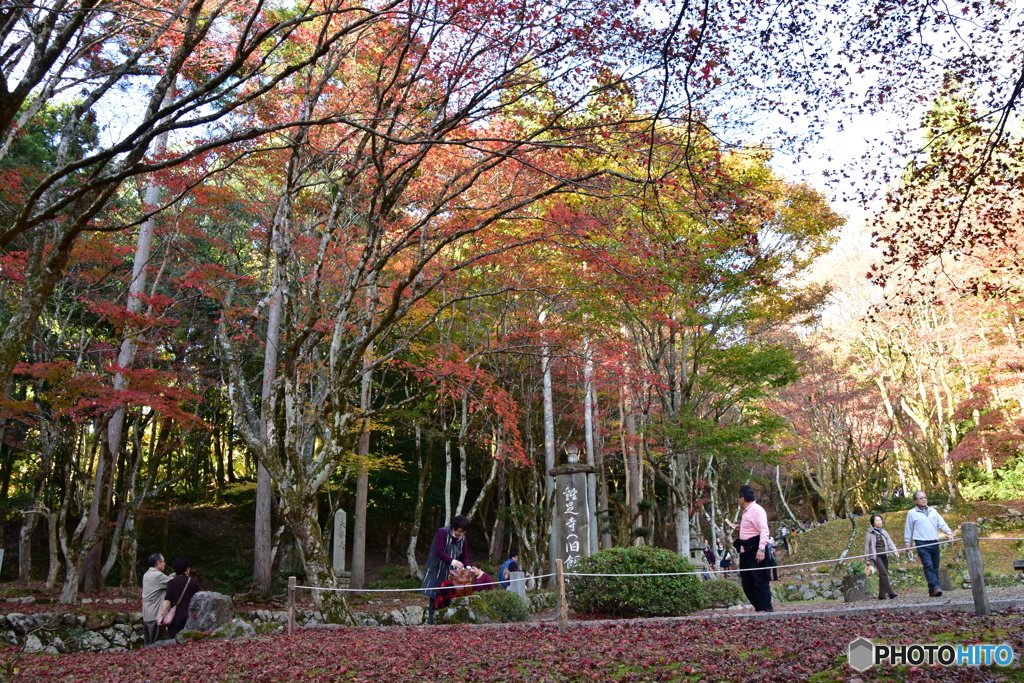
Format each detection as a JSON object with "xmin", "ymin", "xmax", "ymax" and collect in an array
[
  {"xmin": 738, "ymin": 538, "xmax": 772, "ymax": 611},
  {"xmin": 915, "ymin": 539, "xmax": 941, "ymax": 592}
]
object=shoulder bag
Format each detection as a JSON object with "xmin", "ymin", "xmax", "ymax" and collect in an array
[{"xmin": 158, "ymin": 577, "xmax": 191, "ymax": 627}]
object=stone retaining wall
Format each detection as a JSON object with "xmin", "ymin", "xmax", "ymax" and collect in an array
[
  {"xmin": 776, "ymin": 565, "xmax": 1024, "ymax": 603},
  {"xmin": 1, "ymin": 591, "xmax": 555, "ymax": 653}
]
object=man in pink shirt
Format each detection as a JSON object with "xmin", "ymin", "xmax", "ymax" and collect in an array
[{"xmin": 726, "ymin": 485, "xmax": 773, "ymax": 612}]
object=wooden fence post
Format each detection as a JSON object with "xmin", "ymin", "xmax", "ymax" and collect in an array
[
  {"xmin": 556, "ymin": 559, "xmax": 569, "ymax": 633},
  {"xmin": 288, "ymin": 576, "xmax": 296, "ymax": 635},
  {"xmin": 962, "ymin": 523, "xmax": 991, "ymax": 617}
]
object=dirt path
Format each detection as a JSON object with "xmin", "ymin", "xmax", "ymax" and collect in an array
[{"xmin": 529, "ymin": 586, "xmax": 1024, "ymax": 626}]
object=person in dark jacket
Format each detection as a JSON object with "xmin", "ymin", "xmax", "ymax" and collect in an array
[
  {"xmin": 421, "ymin": 515, "xmax": 470, "ymax": 624},
  {"xmin": 703, "ymin": 541, "xmax": 717, "ymax": 577},
  {"xmin": 159, "ymin": 557, "xmax": 200, "ymax": 638},
  {"xmin": 717, "ymin": 540, "xmax": 732, "ymax": 574}
]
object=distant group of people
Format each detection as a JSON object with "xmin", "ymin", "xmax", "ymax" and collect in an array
[
  {"xmin": 711, "ymin": 485, "xmax": 956, "ymax": 612},
  {"xmin": 423, "ymin": 488, "xmax": 955, "ymax": 622},
  {"xmin": 141, "ymin": 553, "xmax": 200, "ymax": 645},
  {"xmin": 860, "ymin": 490, "xmax": 955, "ymax": 599},
  {"xmin": 137, "ymin": 488, "xmax": 953, "ymax": 636}
]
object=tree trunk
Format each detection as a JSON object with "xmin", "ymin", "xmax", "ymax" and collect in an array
[
  {"xmin": 623, "ymin": 393, "xmax": 641, "ymax": 542},
  {"xmin": 489, "ymin": 451, "xmax": 506, "ymax": 562},
  {"xmin": 444, "ymin": 428, "xmax": 453, "ymax": 524},
  {"xmin": 91, "ymin": 93, "xmax": 173, "ymax": 591},
  {"xmin": 283, "ymin": 503, "xmax": 354, "ymax": 624},
  {"xmin": 80, "ymin": 424, "xmax": 116, "ymax": 592},
  {"xmin": 541, "ymin": 313, "xmax": 557, "ymax": 585},
  {"xmin": 407, "ymin": 423, "xmax": 429, "ymax": 579},
  {"xmin": 583, "ymin": 335, "xmax": 600, "ymax": 553},
  {"xmin": 350, "ymin": 345, "xmax": 374, "ymax": 590},
  {"xmin": 255, "ymin": 237, "xmax": 285, "ymax": 592},
  {"xmin": 456, "ymin": 390, "xmax": 469, "ymax": 515}
]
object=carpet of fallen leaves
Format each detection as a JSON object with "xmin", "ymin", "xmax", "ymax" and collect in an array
[{"xmin": 10, "ymin": 609, "xmax": 1024, "ymax": 682}]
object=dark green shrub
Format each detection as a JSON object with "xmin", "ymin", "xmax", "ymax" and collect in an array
[
  {"xmin": 474, "ymin": 589, "xmax": 529, "ymax": 622},
  {"xmin": 566, "ymin": 546, "xmax": 703, "ymax": 617},
  {"xmin": 700, "ymin": 579, "xmax": 745, "ymax": 608}
]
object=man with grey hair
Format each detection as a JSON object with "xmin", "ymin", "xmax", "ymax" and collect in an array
[
  {"xmin": 141, "ymin": 552, "xmax": 171, "ymax": 644},
  {"xmin": 903, "ymin": 491, "xmax": 955, "ymax": 597}
]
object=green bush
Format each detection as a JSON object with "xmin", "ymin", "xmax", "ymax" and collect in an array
[
  {"xmin": 700, "ymin": 579, "xmax": 745, "ymax": 608},
  {"xmin": 474, "ymin": 589, "xmax": 529, "ymax": 622},
  {"xmin": 566, "ymin": 546, "xmax": 703, "ymax": 617}
]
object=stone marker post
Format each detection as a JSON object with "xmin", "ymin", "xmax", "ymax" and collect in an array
[
  {"xmin": 549, "ymin": 460, "xmax": 596, "ymax": 571},
  {"xmin": 507, "ymin": 570, "xmax": 528, "ymax": 602},
  {"xmin": 333, "ymin": 510, "xmax": 347, "ymax": 575}
]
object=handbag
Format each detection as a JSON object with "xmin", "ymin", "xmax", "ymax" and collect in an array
[
  {"xmin": 158, "ymin": 577, "xmax": 190, "ymax": 627},
  {"xmin": 448, "ymin": 568, "xmax": 474, "ymax": 598}
]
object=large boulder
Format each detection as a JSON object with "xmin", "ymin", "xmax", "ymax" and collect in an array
[
  {"xmin": 379, "ymin": 605, "xmax": 425, "ymax": 626},
  {"xmin": 182, "ymin": 592, "xmax": 234, "ymax": 633},
  {"xmin": 434, "ymin": 597, "xmax": 497, "ymax": 625},
  {"xmin": 212, "ymin": 618, "xmax": 256, "ymax": 640}
]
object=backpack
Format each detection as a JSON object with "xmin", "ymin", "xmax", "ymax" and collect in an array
[
  {"xmin": 433, "ymin": 581, "xmax": 455, "ymax": 610},
  {"xmin": 498, "ymin": 559, "xmax": 515, "ymax": 588}
]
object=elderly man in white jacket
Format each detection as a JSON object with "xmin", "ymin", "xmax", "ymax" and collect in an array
[
  {"xmin": 903, "ymin": 491, "xmax": 955, "ymax": 597},
  {"xmin": 141, "ymin": 553, "xmax": 171, "ymax": 644}
]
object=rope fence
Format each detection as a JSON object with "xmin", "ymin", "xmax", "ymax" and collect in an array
[{"xmin": 285, "ymin": 523, "xmax": 1023, "ymax": 633}]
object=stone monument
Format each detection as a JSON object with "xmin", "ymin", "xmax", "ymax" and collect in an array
[
  {"xmin": 549, "ymin": 446, "xmax": 595, "ymax": 570},
  {"xmin": 332, "ymin": 509, "xmax": 351, "ymax": 587}
]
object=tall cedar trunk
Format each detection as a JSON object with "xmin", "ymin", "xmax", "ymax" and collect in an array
[
  {"xmin": 583, "ymin": 336, "xmax": 600, "ymax": 552},
  {"xmin": 541, "ymin": 314, "xmax": 557, "ymax": 586},
  {"xmin": 594, "ymin": 381, "xmax": 611, "ymax": 551},
  {"xmin": 350, "ymin": 342, "xmax": 374, "ymax": 589},
  {"xmin": 255, "ymin": 219, "xmax": 285, "ymax": 593},
  {"xmin": 86, "ymin": 97, "xmax": 173, "ymax": 591},
  {"xmin": 622, "ymin": 389, "xmax": 641, "ymax": 542}
]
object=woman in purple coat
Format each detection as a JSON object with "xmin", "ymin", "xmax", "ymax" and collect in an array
[{"xmin": 421, "ymin": 514, "xmax": 470, "ymax": 624}]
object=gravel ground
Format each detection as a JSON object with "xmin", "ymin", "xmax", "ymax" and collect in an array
[{"xmin": 527, "ymin": 585, "xmax": 1024, "ymax": 625}]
